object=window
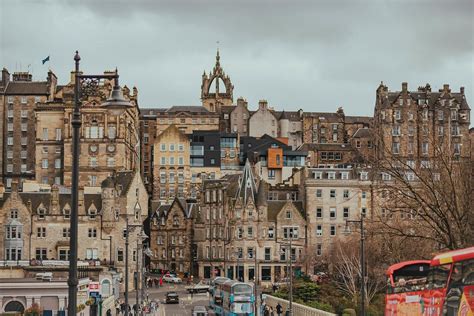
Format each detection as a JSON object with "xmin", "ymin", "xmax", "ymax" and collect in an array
[
  {"xmin": 330, "ymin": 207, "xmax": 336, "ymax": 219},
  {"xmin": 6, "ymin": 247, "xmax": 22, "ymax": 260},
  {"xmin": 382, "ymin": 173, "xmax": 392, "ymax": 181},
  {"xmin": 422, "ymin": 142, "xmax": 429, "ymax": 155},
  {"xmin": 361, "ymin": 208, "xmax": 367, "ymax": 217},
  {"xmin": 285, "ymin": 210, "xmax": 292, "ymax": 219},
  {"xmin": 327, "ymin": 172, "xmax": 335, "ymax": 180},
  {"xmin": 268, "ymin": 227, "xmax": 274, "ymax": 238},
  {"xmin": 160, "ymin": 144, "xmax": 166, "ymax": 152},
  {"xmin": 88, "ymin": 208, "xmax": 97, "ymax": 219},
  {"xmin": 356, "ymin": 140, "xmax": 361, "ymax": 148},
  {"xmin": 7, "ymin": 164, "xmax": 13, "ymax": 173},
  {"xmin": 422, "ymin": 109, "xmax": 428, "ymax": 120},
  {"xmin": 408, "ymin": 111, "xmax": 414, "ymax": 121},
  {"xmin": 55, "ymin": 159, "xmax": 61, "ymax": 169},
  {"xmin": 37, "ymin": 227, "xmax": 46, "ymax": 238},
  {"xmin": 437, "ymin": 110, "xmax": 444, "ymax": 120},
  {"xmin": 316, "ymin": 225, "xmax": 322, "ymax": 236},
  {"xmin": 7, "ymin": 109, "xmax": 14, "ymax": 118},
  {"xmin": 313, "ymin": 171, "xmax": 322, "ymax": 179},
  {"xmin": 21, "ymin": 110, "xmax": 28, "ymax": 118},
  {"xmin": 438, "ymin": 125, "xmax": 444, "ymax": 136},
  {"xmin": 330, "ymin": 189, "xmax": 336, "ymax": 198},
  {"xmin": 451, "ymin": 109, "xmax": 458, "ymax": 120},
  {"xmin": 173, "ymin": 215, "xmax": 179, "ymax": 226},
  {"xmin": 343, "ymin": 207, "xmax": 349, "ymax": 218},
  {"xmin": 237, "ymin": 227, "xmax": 243, "ymax": 239},
  {"xmin": 407, "ymin": 142, "xmax": 414, "ymax": 154},
  {"xmin": 316, "ymin": 244, "xmax": 322, "ymax": 256},
  {"xmin": 42, "ymin": 159, "xmax": 49, "ymax": 169},
  {"xmin": 330, "ymin": 225, "xmax": 336, "ymax": 236},
  {"xmin": 88, "ymin": 228, "xmax": 97, "ymax": 238},
  {"xmin": 169, "ymin": 157, "xmax": 175, "ymax": 165},
  {"xmin": 42, "ymin": 128, "xmax": 49, "ymax": 140},
  {"xmin": 406, "ymin": 172, "xmax": 415, "ymax": 181},
  {"xmin": 7, "ymin": 137, "xmax": 13, "ymax": 146},
  {"xmin": 283, "ymin": 227, "xmax": 298, "ymax": 239},
  {"xmin": 160, "ymin": 157, "xmax": 166, "ymax": 165},
  {"xmin": 7, "ymin": 123, "xmax": 13, "ymax": 132},
  {"xmin": 35, "ymin": 248, "xmax": 47, "ymax": 260},
  {"xmin": 392, "ymin": 125, "xmax": 401, "ymax": 136},
  {"xmin": 341, "ymin": 172, "xmax": 349, "ymax": 180},
  {"xmin": 247, "ymin": 248, "xmax": 254, "ymax": 259},
  {"xmin": 90, "ymin": 157, "xmax": 98, "ymax": 167},
  {"xmin": 316, "ymin": 208, "xmax": 322, "ymax": 218},
  {"xmin": 6, "ymin": 226, "xmax": 22, "ymax": 239},
  {"xmin": 90, "ymin": 175, "xmax": 97, "ymax": 186},
  {"xmin": 169, "ymin": 144, "xmax": 175, "ymax": 152},
  {"xmin": 264, "ymin": 248, "xmax": 271, "ymax": 261},
  {"xmin": 268, "ymin": 169, "xmax": 276, "ymax": 179},
  {"xmin": 394, "ymin": 110, "xmax": 401, "ymax": 120},
  {"xmin": 86, "ymin": 248, "xmax": 98, "ymax": 260},
  {"xmin": 106, "ymin": 157, "xmax": 115, "ymax": 167},
  {"xmin": 392, "ymin": 142, "xmax": 400, "ymax": 154},
  {"xmin": 343, "ymin": 189, "xmax": 349, "ymax": 198},
  {"xmin": 453, "ymin": 143, "xmax": 461, "ymax": 155},
  {"xmin": 59, "ymin": 249, "xmax": 70, "ymax": 261},
  {"xmin": 62, "ymin": 228, "xmax": 70, "ymax": 238},
  {"xmin": 316, "ymin": 189, "xmax": 322, "ymax": 198},
  {"xmin": 9, "ymin": 209, "xmax": 18, "ymax": 219}
]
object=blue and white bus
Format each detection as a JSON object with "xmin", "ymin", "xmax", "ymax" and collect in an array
[{"xmin": 212, "ymin": 280, "xmax": 254, "ymax": 316}]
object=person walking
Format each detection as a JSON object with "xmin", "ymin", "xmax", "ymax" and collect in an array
[
  {"xmin": 276, "ymin": 303, "xmax": 283, "ymax": 316},
  {"xmin": 159, "ymin": 276, "xmax": 163, "ymax": 287}
]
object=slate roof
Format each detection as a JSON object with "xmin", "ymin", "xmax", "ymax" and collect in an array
[
  {"xmin": 5, "ymin": 82, "xmax": 49, "ymax": 95},
  {"xmin": 302, "ymin": 112, "xmax": 342, "ymax": 120},
  {"xmin": 267, "ymin": 201, "xmax": 305, "ymax": 221},
  {"xmin": 275, "ymin": 110, "xmax": 301, "ymax": 122},
  {"xmin": 167, "ymin": 106, "xmax": 210, "ymax": 113},
  {"xmin": 17, "ymin": 191, "xmax": 102, "ymax": 213},
  {"xmin": 345, "ymin": 116, "xmax": 372, "ymax": 125},
  {"xmin": 101, "ymin": 171, "xmax": 135, "ymax": 196},
  {"xmin": 380, "ymin": 89, "xmax": 470, "ymax": 110},
  {"xmin": 352, "ymin": 128, "xmax": 373, "ymax": 138}
]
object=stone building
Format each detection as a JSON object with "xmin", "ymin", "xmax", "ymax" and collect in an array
[
  {"xmin": 149, "ymin": 198, "xmax": 195, "ymax": 275},
  {"xmin": 277, "ymin": 110, "xmax": 304, "ymax": 149},
  {"xmin": 249, "ymin": 100, "xmax": 279, "ymax": 138},
  {"xmin": 0, "ymin": 69, "xmax": 57, "ymax": 190},
  {"xmin": 152, "ymin": 125, "xmax": 191, "ymax": 203},
  {"xmin": 374, "ymin": 82, "xmax": 471, "ymax": 160},
  {"xmin": 227, "ymin": 97, "xmax": 250, "ymax": 136},
  {"xmin": 59, "ymin": 73, "xmax": 140, "ymax": 187},
  {"xmin": 0, "ymin": 170, "xmax": 148, "ymax": 291},
  {"xmin": 302, "ymin": 165, "xmax": 372, "ymax": 261}
]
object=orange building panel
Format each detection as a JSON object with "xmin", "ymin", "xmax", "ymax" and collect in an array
[{"xmin": 267, "ymin": 148, "xmax": 283, "ymax": 169}]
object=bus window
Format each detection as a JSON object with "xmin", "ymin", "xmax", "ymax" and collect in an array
[
  {"xmin": 429, "ymin": 263, "xmax": 451, "ymax": 289},
  {"xmin": 233, "ymin": 284, "xmax": 252, "ymax": 295},
  {"xmin": 462, "ymin": 259, "xmax": 474, "ymax": 285}
]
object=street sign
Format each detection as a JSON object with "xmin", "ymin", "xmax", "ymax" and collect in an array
[{"xmin": 89, "ymin": 281, "xmax": 100, "ymax": 292}]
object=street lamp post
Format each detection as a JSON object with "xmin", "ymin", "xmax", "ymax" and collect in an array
[
  {"xmin": 68, "ymin": 51, "xmax": 132, "ymax": 316},
  {"xmin": 345, "ymin": 215, "xmax": 366, "ymax": 316},
  {"xmin": 125, "ymin": 217, "xmax": 148, "ymax": 316}
]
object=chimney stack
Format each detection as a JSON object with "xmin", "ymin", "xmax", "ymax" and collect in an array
[
  {"xmin": 258, "ymin": 99, "xmax": 268, "ymax": 110},
  {"xmin": 460, "ymin": 86, "xmax": 465, "ymax": 94},
  {"xmin": 402, "ymin": 82, "xmax": 408, "ymax": 92},
  {"xmin": 443, "ymin": 84, "xmax": 450, "ymax": 92}
]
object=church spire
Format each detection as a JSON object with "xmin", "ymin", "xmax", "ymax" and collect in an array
[{"xmin": 236, "ymin": 159, "xmax": 257, "ymax": 206}]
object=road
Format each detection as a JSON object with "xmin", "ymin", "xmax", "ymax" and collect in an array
[{"xmin": 124, "ymin": 282, "xmax": 211, "ymax": 316}]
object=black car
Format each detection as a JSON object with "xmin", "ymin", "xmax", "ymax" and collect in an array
[{"xmin": 165, "ymin": 291, "xmax": 179, "ymax": 304}]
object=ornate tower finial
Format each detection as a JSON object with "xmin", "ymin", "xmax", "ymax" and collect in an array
[{"xmin": 216, "ymin": 48, "xmax": 220, "ymax": 68}]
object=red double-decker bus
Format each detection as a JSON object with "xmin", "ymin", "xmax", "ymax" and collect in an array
[{"xmin": 385, "ymin": 246, "xmax": 474, "ymax": 316}]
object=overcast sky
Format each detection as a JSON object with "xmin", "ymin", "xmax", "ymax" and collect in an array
[{"xmin": 1, "ymin": 0, "xmax": 473, "ymax": 116}]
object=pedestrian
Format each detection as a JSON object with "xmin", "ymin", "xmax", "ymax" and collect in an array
[
  {"xmin": 270, "ymin": 307, "xmax": 275, "ymax": 316},
  {"xmin": 276, "ymin": 303, "xmax": 283, "ymax": 316},
  {"xmin": 159, "ymin": 277, "xmax": 163, "ymax": 287}
]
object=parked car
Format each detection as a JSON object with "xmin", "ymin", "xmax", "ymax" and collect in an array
[
  {"xmin": 165, "ymin": 292, "xmax": 179, "ymax": 304},
  {"xmin": 186, "ymin": 280, "xmax": 210, "ymax": 293},
  {"xmin": 163, "ymin": 274, "xmax": 182, "ymax": 283},
  {"xmin": 192, "ymin": 305, "xmax": 208, "ymax": 316}
]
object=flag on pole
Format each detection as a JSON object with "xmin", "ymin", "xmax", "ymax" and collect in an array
[{"xmin": 42, "ymin": 56, "xmax": 50, "ymax": 65}]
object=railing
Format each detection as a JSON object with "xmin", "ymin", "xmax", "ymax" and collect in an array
[{"xmin": 263, "ymin": 295, "xmax": 336, "ymax": 316}]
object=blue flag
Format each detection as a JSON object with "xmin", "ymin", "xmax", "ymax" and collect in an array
[{"xmin": 42, "ymin": 56, "xmax": 50, "ymax": 64}]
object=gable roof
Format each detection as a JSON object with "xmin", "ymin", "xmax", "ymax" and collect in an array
[
  {"xmin": 267, "ymin": 201, "xmax": 305, "ymax": 221},
  {"xmin": 5, "ymin": 82, "xmax": 49, "ymax": 95}
]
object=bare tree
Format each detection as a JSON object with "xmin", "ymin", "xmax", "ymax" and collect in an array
[
  {"xmin": 329, "ymin": 237, "xmax": 386, "ymax": 305},
  {"xmin": 373, "ymin": 139, "xmax": 473, "ymax": 250}
]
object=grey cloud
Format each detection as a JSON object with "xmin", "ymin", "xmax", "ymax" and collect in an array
[{"xmin": 1, "ymin": 0, "xmax": 472, "ymax": 117}]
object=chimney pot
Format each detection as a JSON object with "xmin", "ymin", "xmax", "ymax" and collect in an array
[
  {"xmin": 443, "ymin": 84, "xmax": 449, "ymax": 91},
  {"xmin": 460, "ymin": 86, "xmax": 465, "ymax": 94}
]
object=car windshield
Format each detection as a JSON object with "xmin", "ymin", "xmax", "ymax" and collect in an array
[{"xmin": 167, "ymin": 292, "xmax": 178, "ymax": 296}]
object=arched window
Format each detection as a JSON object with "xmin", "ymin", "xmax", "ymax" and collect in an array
[
  {"xmin": 4, "ymin": 301, "xmax": 25, "ymax": 313},
  {"xmin": 101, "ymin": 279, "xmax": 111, "ymax": 297}
]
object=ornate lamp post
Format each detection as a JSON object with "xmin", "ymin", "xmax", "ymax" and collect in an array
[{"xmin": 68, "ymin": 51, "xmax": 133, "ymax": 316}]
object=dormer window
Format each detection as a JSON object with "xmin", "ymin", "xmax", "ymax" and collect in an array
[
  {"xmin": 173, "ymin": 215, "xmax": 179, "ymax": 226},
  {"xmin": 285, "ymin": 210, "xmax": 292, "ymax": 219},
  {"xmin": 37, "ymin": 207, "xmax": 46, "ymax": 219},
  {"xmin": 451, "ymin": 109, "xmax": 458, "ymax": 120},
  {"xmin": 360, "ymin": 172, "xmax": 368, "ymax": 181},
  {"xmin": 9, "ymin": 209, "xmax": 18, "ymax": 219},
  {"xmin": 63, "ymin": 207, "xmax": 71, "ymax": 219},
  {"xmin": 88, "ymin": 208, "xmax": 97, "ymax": 219}
]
